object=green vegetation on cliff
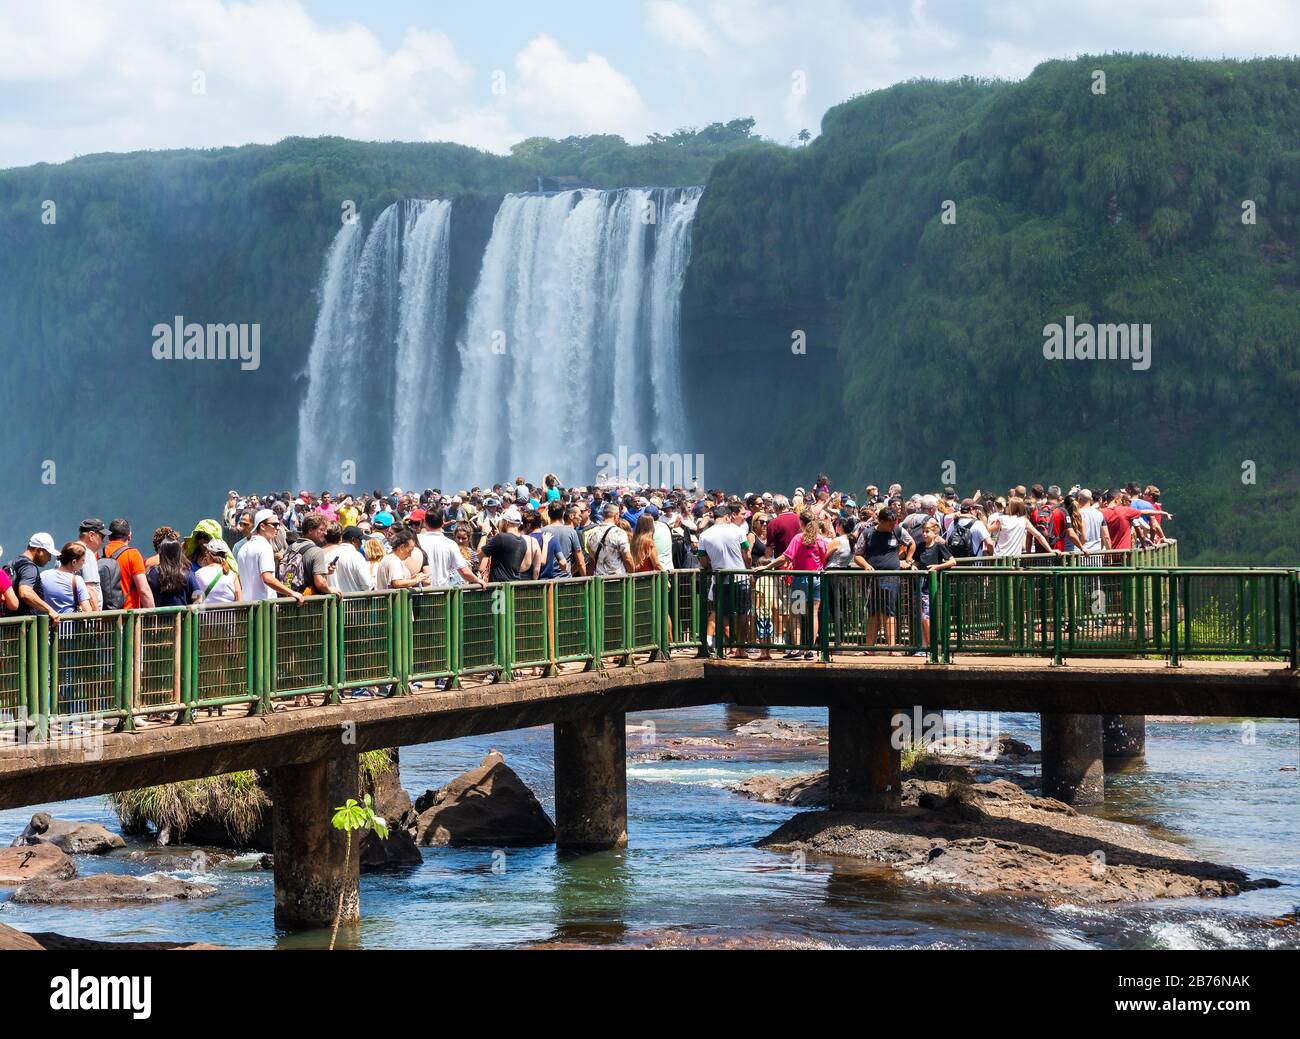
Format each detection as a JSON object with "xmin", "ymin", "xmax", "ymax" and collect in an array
[{"xmin": 684, "ymin": 56, "xmax": 1300, "ymax": 562}]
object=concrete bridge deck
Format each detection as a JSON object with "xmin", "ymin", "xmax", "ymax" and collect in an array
[{"xmin": 3, "ymin": 650, "xmax": 1294, "ymax": 810}]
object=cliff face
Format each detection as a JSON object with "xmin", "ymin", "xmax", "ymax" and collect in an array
[{"xmin": 681, "ymin": 56, "xmax": 1300, "ymax": 560}]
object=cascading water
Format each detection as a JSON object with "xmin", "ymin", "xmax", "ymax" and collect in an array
[
  {"xmin": 392, "ymin": 199, "xmax": 452, "ymax": 488},
  {"xmin": 297, "ymin": 199, "xmax": 452, "ymax": 490},
  {"xmin": 443, "ymin": 186, "xmax": 703, "ymax": 489},
  {"xmin": 297, "ymin": 187, "xmax": 701, "ymax": 491}
]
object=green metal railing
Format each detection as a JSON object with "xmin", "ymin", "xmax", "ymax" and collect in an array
[{"xmin": 0, "ymin": 557, "xmax": 1294, "ymax": 742}]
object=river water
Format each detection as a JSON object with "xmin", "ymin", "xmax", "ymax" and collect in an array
[{"xmin": 1, "ymin": 709, "xmax": 1296, "ymax": 949}]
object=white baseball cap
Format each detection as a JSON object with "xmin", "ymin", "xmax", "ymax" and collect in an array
[
  {"xmin": 28, "ymin": 532, "xmax": 56, "ymax": 554},
  {"xmin": 253, "ymin": 508, "xmax": 279, "ymax": 528},
  {"xmin": 501, "ymin": 506, "xmax": 523, "ymax": 524}
]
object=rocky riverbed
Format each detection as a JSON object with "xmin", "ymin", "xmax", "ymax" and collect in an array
[{"xmin": 732, "ymin": 735, "xmax": 1280, "ymax": 906}]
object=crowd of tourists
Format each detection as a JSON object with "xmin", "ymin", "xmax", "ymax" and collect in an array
[{"xmin": 1, "ymin": 476, "xmax": 1170, "ymax": 659}]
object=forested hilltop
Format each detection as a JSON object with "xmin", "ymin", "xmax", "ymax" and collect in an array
[{"xmin": 681, "ymin": 55, "xmax": 1300, "ymax": 563}]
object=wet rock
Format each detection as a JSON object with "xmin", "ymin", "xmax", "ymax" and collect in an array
[
  {"xmin": 13, "ymin": 874, "xmax": 216, "ymax": 906},
  {"xmin": 414, "ymin": 750, "xmax": 556, "ymax": 847},
  {"xmin": 126, "ymin": 848, "xmax": 228, "ymax": 872},
  {"xmin": 0, "ymin": 922, "xmax": 218, "ymax": 950},
  {"xmin": 731, "ymin": 771, "xmax": 829, "ymax": 806},
  {"xmin": 732, "ymin": 718, "xmax": 827, "ymax": 744},
  {"xmin": 759, "ymin": 778, "xmax": 1279, "ymax": 905},
  {"xmin": 0, "ymin": 844, "xmax": 77, "ymax": 886},
  {"xmin": 11, "ymin": 813, "xmax": 125, "ymax": 855},
  {"xmin": 360, "ymin": 827, "xmax": 424, "ymax": 871}
]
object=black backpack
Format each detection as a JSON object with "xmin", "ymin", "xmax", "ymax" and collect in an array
[
  {"xmin": 945, "ymin": 517, "xmax": 975, "ymax": 558},
  {"xmin": 4, "ymin": 556, "xmax": 45, "ymax": 614},
  {"xmin": 97, "ymin": 545, "xmax": 127, "ymax": 611},
  {"xmin": 670, "ymin": 527, "xmax": 698, "ymax": 570}
]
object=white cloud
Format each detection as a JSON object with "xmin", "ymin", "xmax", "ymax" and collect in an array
[
  {"xmin": 506, "ymin": 34, "xmax": 647, "ymax": 138},
  {"xmin": 1, "ymin": 0, "xmax": 1298, "ymax": 167},
  {"xmin": 645, "ymin": 1, "xmax": 717, "ymax": 56}
]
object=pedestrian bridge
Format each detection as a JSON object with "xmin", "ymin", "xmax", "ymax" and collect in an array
[{"xmin": 1, "ymin": 561, "xmax": 1295, "ymax": 931}]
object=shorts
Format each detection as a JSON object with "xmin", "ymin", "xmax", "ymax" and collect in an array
[
  {"xmin": 920, "ymin": 590, "xmax": 930, "ymax": 621},
  {"xmin": 791, "ymin": 574, "xmax": 822, "ymax": 604},
  {"xmin": 869, "ymin": 576, "xmax": 899, "ymax": 618}
]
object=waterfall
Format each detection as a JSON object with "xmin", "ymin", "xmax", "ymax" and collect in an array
[
  {"xmin": 443, "ymin": 186, "xmax": 703, "ymax": 490},
  {"xmin": 297, "ymin": 186, "xmax": 701, "ymax": 492},
  {"xmin": 296, "ymin": 199, "xmax": 452, "ymax": 490},
  {"xmin": 392, "ymin": 199, "xmax": 453, "ymax": 488}
]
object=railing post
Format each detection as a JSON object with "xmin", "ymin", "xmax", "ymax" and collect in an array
[
  {"xmin": 1289, "ymin": 570, "xmax": 1298, "ymax": 671},
  {"xmin": 590, "ymin": 578, "xmax": 605, "ymax": 671},
  {"xmin": 257, "ymin": 601, "xmax": 273, "ymax": 714},
  {"xmin": 1168, "ymin": 572, "xmax": 1182, "ymax": 668},
  {"xmin": 928, "ymin": 569, "xmax": 941, "ymax": 664},
  {"xmin": 119, "ymin": 613, "xmax": 136, "ymax": 733},
  {"xmin": 655, "ymin": 572, "xmax": 670, "ymax": 661},
  {"xmin": 1051, "ymin": 571, "xmax": 1064, "ymax": 666},
  {"xmin": 500, "ymin": 584, "xmax": 515, "ymax": 682},
  {"xmin": 818, "ymin": 575, "xmax": 831, "ymax": 663},
  {"xmin": 446, "ymin": 587, "xmax": 463, "ymax": 688},
  {"xmin": 394, "ymin": 589, "xmax": 411, "ymax": 695}
]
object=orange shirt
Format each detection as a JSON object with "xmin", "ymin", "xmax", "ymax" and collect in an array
[{"xmin": 103, "ymin": 539, "xmax": 147, "ymax": 610}]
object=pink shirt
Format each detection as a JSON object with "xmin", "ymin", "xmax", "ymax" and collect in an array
[{"xmin": 783, "ymin": 536, "xmax": 829, "ymax": 571}]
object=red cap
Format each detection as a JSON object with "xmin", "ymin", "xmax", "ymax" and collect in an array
[{"xmin": 408, "ymin": 508, "xmax": 427, "ymax": 522}]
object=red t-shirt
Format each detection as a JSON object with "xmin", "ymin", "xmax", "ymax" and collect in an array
[
  {"xmin": 104, "ymin": 539, "xmax": 147, "ymax": 609},
  {"xmin": 0, "ymin": 568, "xmax": 12, "ymax": 613},
  {"xmin": 1047, "ymin": 507, "xmax": 1069, "ymax": 551},
  {"xmin": 766, "ymin": 512, "xmax": 802, "ymax": 559},
  {"xmin": 1101, "ymin": 506, "xmax": 1142, "ymax": 550}
]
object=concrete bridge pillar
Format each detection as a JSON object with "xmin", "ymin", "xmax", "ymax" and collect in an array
[
  {"xmin": 1102, "ymin": 714, "xmax": 1146, "ymax": 765},
  {"xmin": 554, "ymin": 713, "xmax": 628, "ymax": 850},
  {"xmin": 828, "ymin": 705, "xmax": 902, "ymax": 811},
  {"xmin": 1040, "ymin": 713, "xmax": 1104, "ymax": 806},
  {"xmin": 271, "ymin": 755, "xmax": 360, "ymax": 931}
]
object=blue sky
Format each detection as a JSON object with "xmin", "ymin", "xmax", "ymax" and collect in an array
[{"xmin": 1, "ymin": 0, "xmax": 1297, "ymax": 168}]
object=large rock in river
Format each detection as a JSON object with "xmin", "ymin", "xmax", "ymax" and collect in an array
[
  {"xmin": 0, "ymin": 844, "xmax": 77, "ymax": 885},
  {"xmin": 414, "ymin": 750, "xmax": 555, "ymax": 847},
  {"xmin": 0, "ymin": 922, "xmax": 219, "ymax": 950},
  {"xmin": 11, "ymin": 813, "xmax": 125, "ymax": 855},
  {"xmin": 13, "ymin": 874, "xmax": 216, "ymax": 906}
]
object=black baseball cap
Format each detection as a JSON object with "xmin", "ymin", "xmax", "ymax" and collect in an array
[{"xmin": 79, "ymin": 518, "xmax": 107, "ymax": 535}]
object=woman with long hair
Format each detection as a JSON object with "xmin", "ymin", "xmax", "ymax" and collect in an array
[
  {"xmin": 632, "ymin": 514, "xmax": 661, "ymax": 572},
  {"xmin": 146, "ymin": 538, "xmax": 198, "ymax": 608}
]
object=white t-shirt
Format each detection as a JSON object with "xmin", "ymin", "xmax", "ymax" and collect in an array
[
  {"xmin": 1081, "ymin": 507, "xmax": 1106, "ymax": 551},
  {"xmin": 698, "ymin": 521, "xmax": 749, "ymax": 571},
  {"xmin": 329, "ymin": 544, "xmax": 374, "ymax": 594},
  {"xmin": 236, "ymin": 535, "xmax": 277, "ymax": 601},
  {"xmin": 990, "ymin": 514, "xmax": 1029, "ymax": 557},
  {"xmin": 419, "ymin": 532, "xmax": 468, "ymax": 587},
  {"xmin": 376, "ymin": 554, "xmax": 408, "ymax": 591},
  {"xmin": 653, "ymin": 520, "xmax": 674, "ymax": 572},
  {"xmin": 194, "ymin": 563, "xmax": 238, "ymax": 604}
]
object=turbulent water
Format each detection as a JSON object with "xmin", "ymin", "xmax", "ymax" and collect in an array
[
  {"xmin": 296, "ymin": 198, "xmax": 453, "ymax": 490},
  {"xmin": 2, "ymin": 712, "xmax": 1296, "ymax": 950},
  {"xmin": 295, "ymin": 187, "xmax": 702, "ymax": 492}
]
